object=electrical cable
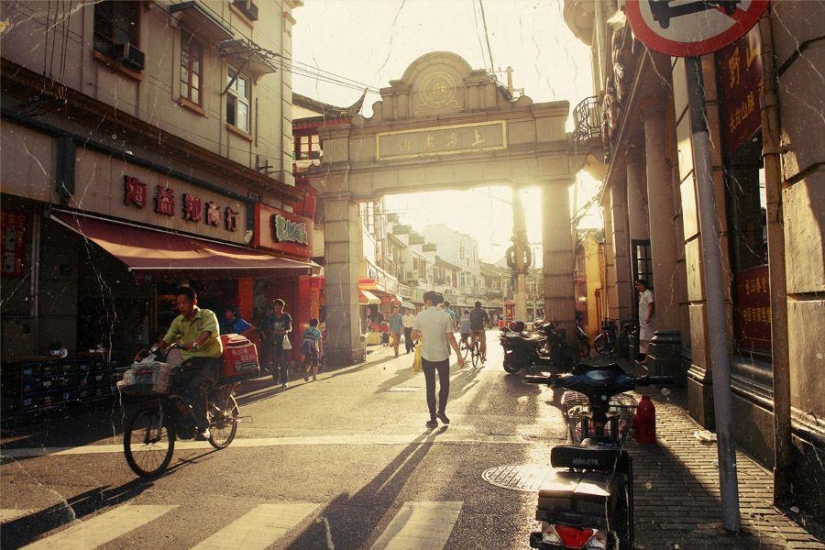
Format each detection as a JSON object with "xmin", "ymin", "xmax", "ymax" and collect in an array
[{"xmin": 477, "ymin": 0, "xmax": 496, "ymax": 74}]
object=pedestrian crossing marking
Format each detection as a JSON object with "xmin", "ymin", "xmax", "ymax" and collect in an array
[
  {"xmin": 370, "ymin": 501, "xmax": 463, "ymax": 550},
  {"xmin": 0, "ymin": 508, "xmax": 35, "ymax": 523},
  {"xmin": 21, "ymin": 504, "xmax": 176, "ymax": 550},
  {"xmin": 191, "ymin": 502, "xmax": 320, "ymax": 550}
]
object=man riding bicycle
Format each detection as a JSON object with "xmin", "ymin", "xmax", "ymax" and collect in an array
[
  {"xmin": 158, "ymin": 286, "xmax": 223, "ymax": 441},
  {"xmin": 469, "ymin": 301, "xmax": 490, "ymax": 362}
]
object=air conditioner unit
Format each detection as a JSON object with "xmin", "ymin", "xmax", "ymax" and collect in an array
[{"xmin": 115, "ymin": 42, "xmax": 145, "ymax": 71}]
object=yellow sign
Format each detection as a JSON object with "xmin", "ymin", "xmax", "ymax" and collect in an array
[{"xmin": 376, "ymin": 121, "xmax": 507, "ymax": 161}]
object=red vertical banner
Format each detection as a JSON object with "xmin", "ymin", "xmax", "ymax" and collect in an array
[
  {"xmin": 1, "ymin": 210, "xmax": 27, "ymax": 277},
  {"xmin": 716, "ymin": 26, "xmax": 763, "ymax": 156},
  {"xmin": 734, "ymin": 265, "xmax": 772, "ymax": 354}
]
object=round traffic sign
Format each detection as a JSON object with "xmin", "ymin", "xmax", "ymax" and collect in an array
[{"xmin": 625, "ymin": 0, "xmax": 769, "ymax": 57}]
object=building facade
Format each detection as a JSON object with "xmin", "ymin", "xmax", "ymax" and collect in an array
[
  {"xmin": 565, "ymin": 0, "xmax": 824, "ymax": 518},
  {"xmin": 1, "ymin": 0, "xmax": 313, "ymax": 413}
]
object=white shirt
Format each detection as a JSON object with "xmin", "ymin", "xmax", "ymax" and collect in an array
[
  {"xmin": 413, "ymin": 306, "xmax": 454, "ymax": 362},
  {"xmin": 402, "ymin": 313, "xmax": 416, "ymax": 329},
  {"xmin": 638, "ymin": 289, "xmax": 655, "ymax": 340}
]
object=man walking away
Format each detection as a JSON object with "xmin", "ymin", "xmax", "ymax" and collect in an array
[
  {"xmin": 412, "ymin": 291, "xmax": 464, "ymax": 429},
  {"xmin": 469, "ymin": 301, "xmax": 491, "ymax": 362}
]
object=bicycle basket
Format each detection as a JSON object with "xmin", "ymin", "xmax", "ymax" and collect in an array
[
  {"xmin": 562, "ymin": 392, "xmax": 638, "ymax": 444},
  {"xmin": 117, "ymin": 361, "xmax": 173, "ymax": 395}
]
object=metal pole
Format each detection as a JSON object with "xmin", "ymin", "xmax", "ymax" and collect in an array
[
  {"xmin": 685, "ymin": 55, "xmax": 741, "ymax": 533},
  {"xmin": 512, "ymin": 185, "xmax": 527, "ymax": 321}
]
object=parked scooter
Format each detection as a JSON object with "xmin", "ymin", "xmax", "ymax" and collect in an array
[
  {"xmin": 525, "ymin": 363, "xmax": 674, "ymax": 549},
  {"xmin": 534, "ymin": 320, "xmax": 578, "ymax": 369},
  {"xmin": 500, "ymin": 321, "xmax": 546, "ymax": 374}
]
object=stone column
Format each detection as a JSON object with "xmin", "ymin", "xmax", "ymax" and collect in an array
[
  {"xmin": 609, "ymin": 173, "xmax": 633, "ymax": 320},
  {"xmin": 322, "ymin": 196, "xmax": 364, "ymax": 366},
  {"xmin": 626, "ymin": 144, "xmax": 650, "ymax": 247},
  {"xmin": 643, "ymin": 102, "xmax": 683, "ymax": 331},
  {"xmin": 542, "ymin": 180, "xmax": 576, "ymax": 334}
]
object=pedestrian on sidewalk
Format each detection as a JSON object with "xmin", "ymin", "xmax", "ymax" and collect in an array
[
  {"xmin": 402, "ymin": 307, "xmax": 416, "ymax": 354},
  {"xmin": 388, "ymin": 305, "xmax": 403, "ymax": 357},
  {"xmin": 412, "ymin": 291, "xmax": 464, "ymax": 429},
  {"xmin": 635, "ymin": 279, "xmax": 655, "ymax": 365},
  {"xmin": 264, "ymin": 298, "xmax": 293, "ymax": 387},
  {"xmin": 300, "ymin": 317, "xmax": 323, "ymax": 381}
]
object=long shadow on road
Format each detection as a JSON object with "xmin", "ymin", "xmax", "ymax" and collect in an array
[{"xmin": 285, "ymin": 428, "xmax": 448, "ymax": 550}]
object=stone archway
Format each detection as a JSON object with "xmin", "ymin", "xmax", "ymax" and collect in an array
[{"xmin": 309, "ymin": 52, "xmax": 585, "ymax": 365}]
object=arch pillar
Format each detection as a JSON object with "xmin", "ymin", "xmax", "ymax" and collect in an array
[
  {"xmin": 542, "ymin": 180, "xmax": 576, "ymax": 333},
  {"xmin": 321, "ymin": 195, "xmax": 364, "ymax": 365}
]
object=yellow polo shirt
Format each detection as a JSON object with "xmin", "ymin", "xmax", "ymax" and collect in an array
[{"xmin": 164, "ymin": 307, "xmax": 223, "ymax": 360}]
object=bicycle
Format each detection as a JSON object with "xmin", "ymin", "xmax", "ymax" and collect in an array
[
  {"xmin": 469, "ymin": 332, "xmax": 484, "ymax": 367},
  {"xmin": 459, "ymin": 335, "xmax": 471, "ymax": 360}
]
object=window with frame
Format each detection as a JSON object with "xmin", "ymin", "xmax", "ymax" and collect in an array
[
  {"xmin": 295, "ymin": 132, "xmax": 321, "ymax": 160},
  {"xmin": 226, "ymin": 68, "xmax": 251, "ymax": 133},
  {"xmin": 93, "ymin": 1, "xmax": 140, "ymax": 56},
  {"xmin": 180, "ymin": 33, "xmax": 203, "ymax": 106}
]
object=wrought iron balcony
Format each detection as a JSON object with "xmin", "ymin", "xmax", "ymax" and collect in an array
[{"xmin": 572, "ymin": 95, "xmax": 602, "ymax": 145}]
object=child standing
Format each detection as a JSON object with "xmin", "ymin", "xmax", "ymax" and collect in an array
[{"xmin": 300, "ymin": 318, "xmax": 323, "ymax": 381}]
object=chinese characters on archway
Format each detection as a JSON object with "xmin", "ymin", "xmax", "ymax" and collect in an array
[{"xmin": 123, "ymin": 175, "xmax": 239, "ymax": 231}]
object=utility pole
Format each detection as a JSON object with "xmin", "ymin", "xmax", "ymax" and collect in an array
[{"xmin": 512, "ymin": 185, "xmax": 528, "ymax": 321}]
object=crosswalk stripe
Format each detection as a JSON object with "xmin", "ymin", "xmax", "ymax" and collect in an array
[
  {"xmin": 21, "ymin": 504, "xmax": 176, "ymax": 550},
  {"xmin": 191, "ymin": 502, "xmax": 320, "ymax": 550},
  {"xmin": 0, "ymin": 508, "xmax": 36, "ymax": 523},
  {"xmin": 370, "ymin": 501, "xmax": 463, "ymax": 550}
]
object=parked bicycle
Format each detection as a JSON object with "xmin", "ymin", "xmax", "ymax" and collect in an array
[{"xmin": 593, "ymin": 318, "xmax": 635, "ymax": 357}]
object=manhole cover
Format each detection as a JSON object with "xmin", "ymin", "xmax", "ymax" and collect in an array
[
  {"xmin": 482, "ymin": 464, "xmax": 554, "ymax": 492},
  {"xmin": 386, "ymin": 386, "xmax": 420, "ymax": 392}
]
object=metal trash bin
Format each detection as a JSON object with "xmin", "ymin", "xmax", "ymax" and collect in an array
[{"xmin": 647, "ymin": 330, "xmax": 684, "ymax": 386}]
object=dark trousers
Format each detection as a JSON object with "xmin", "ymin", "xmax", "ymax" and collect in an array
[
  {"xmin": 272, "ymin": 343, "xmax": 288, "ymax": 385},
  {"xmin": 422, "ymin": 357, "xmax": 450, "ymax": 418},
  {"xmin": 404, "ymin": 327, "xmax": 415, "ymax": 353},
  {"xmin": 178, "ymin": 358, "xmax": 221, "ymax": 432}
]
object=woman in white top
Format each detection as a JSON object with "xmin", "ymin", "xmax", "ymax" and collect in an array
[
  {"xmin": 635, "ymin": 279, "xmax": 655, "ymax": 365},
  {"xmin": 411, "ymin": 291, "xmax": 465, "ymax": 428}
]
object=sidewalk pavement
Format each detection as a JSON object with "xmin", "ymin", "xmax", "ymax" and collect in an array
[
  {"xmin": 359, "ymin": 343, "xmax": 825, "ymax": 549},
  {"xmin": 622, "ymin": 362, "xmax": 824, "ymax": 549}
]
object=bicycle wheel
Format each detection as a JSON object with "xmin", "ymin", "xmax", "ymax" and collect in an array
[
  {"xmin": 124, "ymin": 404, "xmax": 175, "ymax": 477},
  {"xmin": 208, "ymin": 390, "xmax": 239, "ymax": 450},
  {"xmin": 471, "ymin": 341, "xmax": 481, "ymax": 367},
  {"xmin": 593, "ymin": 333, "xmax": 616, "ymax": 356},
  {"xmin": 460, "ymin": 341, "xmax": 470, "ymax": 360}
]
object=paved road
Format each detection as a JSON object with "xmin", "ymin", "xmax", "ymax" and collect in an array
[{"xmin": 1, "ymin": 332, "xmax": 567, "ymax": 549}]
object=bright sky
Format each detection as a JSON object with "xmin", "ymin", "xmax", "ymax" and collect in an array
[{"xmin": 291, "ymin": 0, "xmax": 598, "ymax": 262}]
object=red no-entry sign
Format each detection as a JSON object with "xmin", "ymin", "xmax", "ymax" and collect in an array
[{"xmin": 625, "ymin": 0, "xmax": 769, "ymax": 57}]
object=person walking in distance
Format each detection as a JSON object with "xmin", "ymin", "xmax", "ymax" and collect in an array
[
  {"xmin": 388, "ymin": 304, "xmax": 404, "ymax": 357},
  {"xmin": 300, "ymin": 317, "xmax": 323, "ymax": 382},
  {"xmin": 412, "ymin": 291, "xmax": 464, "ymax": 429},
  {"xmin": 634, "ymin": 279, "xmax": 655, "ymax": 365},
  {"xmin": 266, "ymin": 298, "xmax": 293, "ymax": 387},
  {"xmin": 402, "ymin": 307, "xmax": 416, "ymax": 354},
  {"xmin": 469, "ymin": 301, "xmax": 491, "ymax": 362}
]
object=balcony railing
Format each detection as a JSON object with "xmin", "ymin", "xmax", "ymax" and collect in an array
[{"xmin": 572, "ymin": 95, "xmax": 602, "ymax": 145}]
